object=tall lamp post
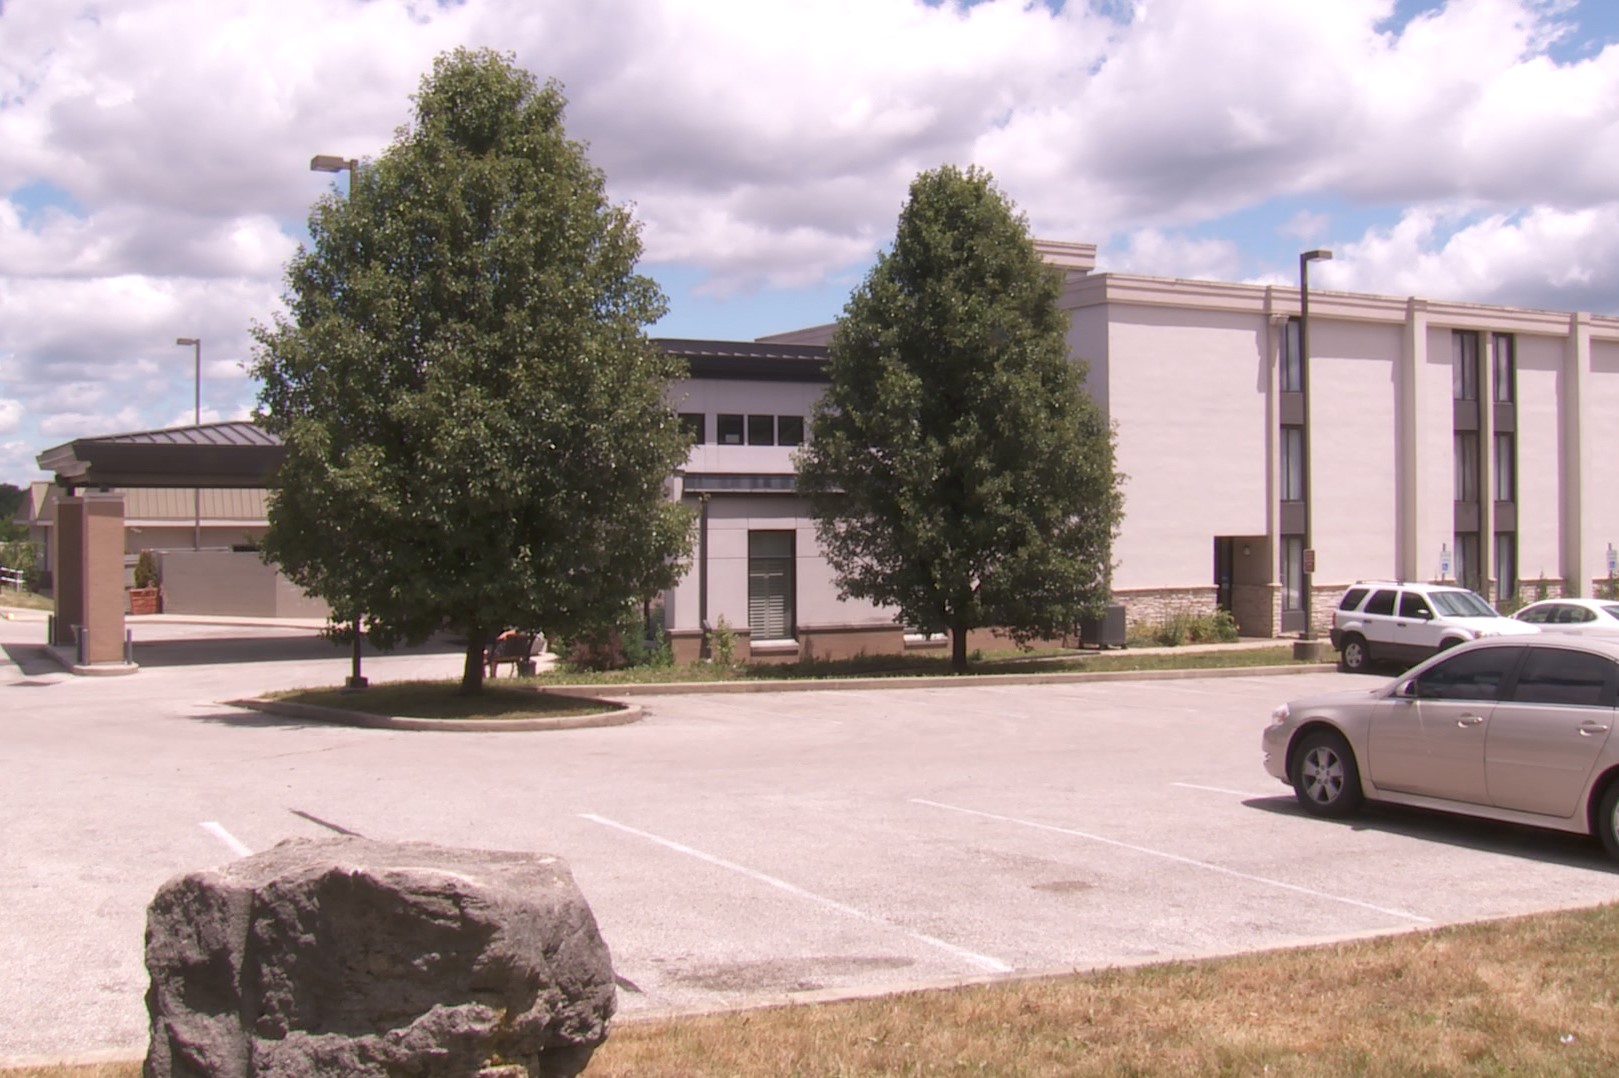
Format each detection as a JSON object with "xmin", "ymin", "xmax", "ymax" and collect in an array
[
  {"xmin": 175, "ymin": 337, "xmax": 202, "ymax": 549},
  {"xmin": 311, "ymin": 153, "xmax": 368, "ymax": 690},
  {"xmin": 1298, "ymin": 248, "xmax": 1333, "ymax": 645}
]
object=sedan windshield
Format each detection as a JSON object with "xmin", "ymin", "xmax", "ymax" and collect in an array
[{"xmin": 1430, "ymin": 590, "xmax": 1499, "ymax": 617}]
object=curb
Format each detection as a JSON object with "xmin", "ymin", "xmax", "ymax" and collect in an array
[
  {"xmin": 228, "ymin": 694, "xmax": 642, "ymax": 732},
  {"xmin": 534, "ymin": 661, "xmax": 1342, "ymax": 697}
]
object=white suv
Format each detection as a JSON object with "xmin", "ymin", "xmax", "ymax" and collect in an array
[{"xmin": 1329, "ymin": 580, "xmax": 1538, "ymax": 672}]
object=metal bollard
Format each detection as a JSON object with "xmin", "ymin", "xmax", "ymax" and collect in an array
[
  {"xmin": 46, "ymin": 614, "xmax": 54, "ymax": 646},
  {"xmin": 125, "ymin": 629, "xmax": 134, "ymax": 664},
  {"xmin": 74, "ymin": 625, "xmax": 87, "ymax": 666}
]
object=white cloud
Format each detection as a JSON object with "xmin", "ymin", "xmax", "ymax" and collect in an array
[
  {"xmin": 0, "ymin": 399, "xmax": 22, "ymax": 434},
  {"xmin": 3, "ymin": 0, "xmax": 1619, "ymax": 483}
]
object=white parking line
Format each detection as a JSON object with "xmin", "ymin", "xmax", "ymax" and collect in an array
[
  {"xmin": 1172, "ymin": 782, "xmax": 1282, "ymax": 799},
  {"xmin": 911, "ymin": 798, "xmax": 1431, "ymax": 925},
  {"xmin": 200, "ymin": 821, "xmax": 252, "ymax": 857},
  {"xmin": 580, "ymin": 813, "xmax": 1013, "ymax": 973}
]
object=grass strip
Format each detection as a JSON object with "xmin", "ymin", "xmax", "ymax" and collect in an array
[
  {"xmin": 15, "ymin": 903, "xmax": 1618, "ymax": 1077},
  {"xmin": 529, "ymin": 645, "xmax": 1307, "ymax": 687}
]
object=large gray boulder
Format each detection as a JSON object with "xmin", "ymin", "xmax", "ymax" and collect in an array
[{"xmin": 144, "ymin": 838, "xmax": 615, "ymax": 1078}]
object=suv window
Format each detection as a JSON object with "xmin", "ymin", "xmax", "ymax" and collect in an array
[
  {"xmin": 1408, "ymin": 647, "xmax": 1520, "ymax": 701},
  {"xmin": 1510, "ymin": 648, "xmax": 1616, "ymax": 707},
  {"xmin": 1399, "ymin": 593, "xmax": 1433, "ymax": 619},
  {"xmin": 1364, "ymin": 590, "xmax": 1398, "ymax": 616},
  {"xmin": 1339, "ymin": 588, "xmax": 1370, "ymax": 612},
  {"xmin": 1430, "ymin": 590, "xmax": 1498, "ymax": 617}
]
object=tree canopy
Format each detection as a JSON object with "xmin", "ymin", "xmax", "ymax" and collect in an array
[
  {"xmin": 796, "ymin": 165, "xmax": 1123, "ymax": 673},
  {"xmin": 252, "ymin": 48, "xmax": 692, "ymax": 693}
]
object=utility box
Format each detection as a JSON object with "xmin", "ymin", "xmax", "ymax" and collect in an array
[{"xmin": 1079, "ymin": 604, "xmax": 1127, "ymax": 649}]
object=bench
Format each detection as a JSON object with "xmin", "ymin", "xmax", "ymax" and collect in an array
[{"xmin": 485, "ymin": 630, "xmax": 540, "ymax": 678}]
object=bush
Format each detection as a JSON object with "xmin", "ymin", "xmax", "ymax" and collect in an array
[
  {"xmin": 559, "ymin": 601, "xmax": 672, "ymax": 672},
  {"xmin": 1129, "ymin": 608, "xmax": 1239, "ymax": 648},
  {"xmin": 134, "ymin": 549, "xmax": 159, "ymax": 589},
  {"xmin": 708, "ymin": 615, "xmax": 738, "ymax": 667},
  {"xmin": 0, "ymin": 539, "xmax": 42, "ymax": 591}
]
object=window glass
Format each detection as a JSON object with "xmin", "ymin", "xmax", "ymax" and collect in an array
[
  {"xmin": 1430, "ymin": 589, "xmax": 1496, "ymax": 617},
  {"xmin": 1281, "ymin": 319, "xmax": 1302, "ymax": 392},
  {"xmin": 1280, "ymin": 426, "xmax": 1304, "ymax": 502},
  {"xmin": 1516, "ymin": 605, "xmax": 1550, "ymax": 624},
  {"xmin": 679, "ymin": 412, "xmax": 705, "ymax": 444},
  {"xmin": 746, "ymin": 414, "xmax": 776, "ymax": 445},
  {"xmin": 1364, "ymin": 589, "xmax": 1397, "ymax": 616},
  {"xmin": 1454, "ymin": 433, "xmax": 1479, "ymax": 501},
  {"xmin": 1602, "ymin": 605, "xmax": 1619, "ymax": 620},
  {"xmin": 1494, "ymin": 433, "xmax": 1515, "ymax": 501},
  {"xmin": 1409, "ymin": 647, "xmax": 1519, "ymax": 701},
  {"xmin": 1454, "ymin": 534, "xmax": 1481, "ymax": 592},
  {"xmin": 1453, "ymin": 331, "xmax": 1479, "ymax": 401},
  {"xmin": 1510, "ymin": 648, "xmax": 1615, "ymax": 707},
  {"xmin": 1281, "ymin": 537, "xmax": 1304, "ymax": 611},
  {"xmin": 1339, "ymin": 587, "xmax": 1370, "ymax": 611},
  {"xmin": 1572, "ymin": 607, "xmax": 1597, "ymax": 624},
  {"xmin": 717, "ymin": 414, "xmax": 744, "ymax": 445},
  {"xmin": 1399, "ymin": 593, "xmax": 1432, "ymax": 619},
  {"xmin": 1493, "ymin": 334, "xmax": 1515, "ymax": 403},
  {"xmin": 777, "ymin": 415, "xmax": 805, "ymax": 446},
  {"xmin": 1495, "ymin": 532, "xmax": 1516, "ymax": 603},
  {"xmin": 747, "ymin": 530, "xmax": 795, "ymax": 641}
]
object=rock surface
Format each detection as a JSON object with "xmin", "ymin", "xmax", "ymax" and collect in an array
[{"xmin": 144, "ymin": 838, "xmax": 615, "ymax": 1077}]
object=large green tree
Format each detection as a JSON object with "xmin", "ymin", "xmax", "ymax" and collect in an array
[
  {"xmin": 797, "ymin": 165, "xmax": 1123, "ymax": 673},
  {"xmin": 253, "ymin": 49, "xmax": 692, "ymax": 694}
]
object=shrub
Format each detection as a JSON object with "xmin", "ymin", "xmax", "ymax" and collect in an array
[
  {"xmin": 1130, "ymin": 608, "xmax": 1239, "ymax": 648},
  {"xmin": 708, "ymin": 615, "xmax": 737, "ymax": 667},
  {"xmin": 134, "ymin": 549, "xmax": 160, "ymax": 589}
]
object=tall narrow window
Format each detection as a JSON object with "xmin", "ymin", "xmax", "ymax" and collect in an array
[
  {"xmin": 1453, "ymin": 331, "xmax": 1479, "ymax": 401},
  {"xmin": 1494, "ymin": 433, "xmax": 1515, "ymax": 501},
  {"xmin": 1492, "ymin": 334, "xmax": 1515, "ymax": 403},
  {"xmin": 1280, "ymin": 318, "xmax": 1302, "ymax": 392},
  {"xmin": 1281, "ymin": 536, "xmax": 1304, "ymax": 612},
  {"xmin": 679, "ymin": 413, "xmax": 705, "ymax": 444},
  {"xmin": 747, "ymin": 531, "xmax": 795, "ymax": 641},
  {"xmin": 1495, "ymin": 532, "xmax": 1517, "ymax": 603},
  {"xmin": 1455, "ymin": 533, "xmax": 1480, "ymax": 592},
  {"xmin": 717, "ymin": 414, "xmax": 744, "ymax": 445},
  {"xmin": 1454, "ymin": 432, "xmax": 1479, "ymax": 501},
  {"xmin": 776, "ymin": 415, "xmax": 805, "ymax": 446},
  {"xmin": 1280, "ymin": 426, "xmax": 1305, "ymax": 501}
]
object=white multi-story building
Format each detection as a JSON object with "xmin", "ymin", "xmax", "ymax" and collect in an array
[{"xmin": 662, "ymin": 241, "xmax": 1619, "ymax": 660}]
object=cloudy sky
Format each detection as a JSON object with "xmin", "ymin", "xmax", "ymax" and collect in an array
[{"xmin": 2, "ymin": 0, "xmax": 1617, "ymax": 484}]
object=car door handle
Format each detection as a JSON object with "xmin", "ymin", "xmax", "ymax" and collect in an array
[
  {"xmin": 1456, "ymin": 714, "xmax": 1486, "ymax": 727},
  {"xmin": 1579, "ymin": 722, "xmax": 1611, "ymax": 736}
]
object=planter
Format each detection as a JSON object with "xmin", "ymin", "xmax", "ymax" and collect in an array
[{"xmin": 128, "ymin": 587, "xmax": 161, "ymax": 616}]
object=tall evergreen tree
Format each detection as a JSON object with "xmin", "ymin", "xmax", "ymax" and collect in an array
[
  {"xmin": 797, "ymin": 165, "xmax": 1123, "ymax": 673},
  {"xmin": 253, "ymin": 49, "xmax": 692, "ymax": 694}
]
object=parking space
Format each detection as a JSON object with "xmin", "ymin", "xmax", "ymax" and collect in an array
[{"xmin": 3, "ymin": 620, "xmax": 1617, "ymax": 1063}]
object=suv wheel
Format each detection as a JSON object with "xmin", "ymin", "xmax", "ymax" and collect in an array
[{"xmin": 1339, "ymin": 634, "xmax": 1371, "ymax": 673}]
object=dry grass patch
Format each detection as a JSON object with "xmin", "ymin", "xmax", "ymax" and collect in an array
[
  {"xmin": 271, "ymin": 680, "xmax": 618, "ymax": 721},
  {"xmin": 16, "ymin": 905, "xmax": 1618, "ymax": 1077},
  {"xmin": 0, "ymin": 590, "xmax": 52, "ymax": 612}
]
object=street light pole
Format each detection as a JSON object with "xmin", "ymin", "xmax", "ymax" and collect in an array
[
  {"xmin": 311, "ymin": 153, "xmax": 368, "ymax": 691},
  {"xmin": 175, "ymin": 337, "xmax": 202, "ymax": 549},
  {"xmin": 1298, "ymin": 248, "xmax": 1333, "ymax": 644}
]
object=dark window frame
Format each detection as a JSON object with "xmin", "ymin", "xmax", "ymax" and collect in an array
[
  {"xmin": 679, "ymin": 412, "xmax": 705, "ymax": 444},
  {"xmin": 716, "ymin": 413, "xmax": 745, "ymax": 445}
]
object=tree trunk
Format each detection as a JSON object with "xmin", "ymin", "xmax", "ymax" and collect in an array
[
  {"xmin": 460, "ymin": 629, "xmax": 488, "ymax": 696},
  {"xmin": 950, "ymin": 618, "xmax": 969, "ymax": 675}
]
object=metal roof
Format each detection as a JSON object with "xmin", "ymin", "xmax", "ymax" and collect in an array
[
  {"xmin": 655, "ymin": 338, "xmax": 830, "ymax": 383},
  {"xmin": 37, "ymin": 421, "xmax": 286, "ymax": 490}
]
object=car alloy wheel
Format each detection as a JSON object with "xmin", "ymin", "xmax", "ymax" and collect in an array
[{"xmin": 1290, "ymin": 730, "xmax": 1364, "ymax": 818}]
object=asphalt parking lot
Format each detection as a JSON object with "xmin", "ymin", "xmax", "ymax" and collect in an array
[{"xmin": 3, "ymin": 613, "xmax": 1618, "ymax": 1065}]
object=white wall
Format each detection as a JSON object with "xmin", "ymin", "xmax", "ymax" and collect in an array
[
  {"xmin": 1515, "ymin": 332, "xmax": 1566, "ymax": 583},
  {"xmin": 1311, "ymin": 319, "xmax": 1401, "ymax": 585},
  {"xmin": 1585, "ymin": 338, "xmax": 1619, "ymax": 588},
  {"xmin": 1103, "ymin": 304, "xmax": 1270, "ymax": 590}
]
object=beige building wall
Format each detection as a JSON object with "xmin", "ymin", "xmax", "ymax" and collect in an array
[
  {"xmin": 1585, "ymin": 337, "xmax": 1619, "ymax": 591},
  {"xmin": 157, "ymin": 550, "xmax": 329, "ymax": 618},
  {"xmin": 1516, "ymin": 331, "xmax": 1568, "ymax": 588}
]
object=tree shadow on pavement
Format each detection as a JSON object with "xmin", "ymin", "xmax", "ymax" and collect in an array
[{"xmin": 128, "ymin": 634, "xmax": 461, "ymax": 669}]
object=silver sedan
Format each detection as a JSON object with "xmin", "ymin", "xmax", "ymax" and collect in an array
[{"xmin": 1262, "ymin": 635, "xmax": 1619, "ymax": 860}]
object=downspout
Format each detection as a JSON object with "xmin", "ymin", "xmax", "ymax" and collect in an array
[{"xmin": 698, "ymin": 493, "xmax": 711, "ymax": 659}]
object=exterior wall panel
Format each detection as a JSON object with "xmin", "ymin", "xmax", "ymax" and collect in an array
[{"xmin": 1310, "ymin": 320, "xmax": 1400, "ymax": 587}]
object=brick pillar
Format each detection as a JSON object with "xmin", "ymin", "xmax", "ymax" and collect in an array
[{"xmin": 52, "ymin": 492, "xmax": 127, "ymax": 664}]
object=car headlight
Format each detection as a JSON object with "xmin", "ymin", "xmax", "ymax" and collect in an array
[{"xmin": 1270, "ymin": 703, "xmax": 1290, "ymax": 725}]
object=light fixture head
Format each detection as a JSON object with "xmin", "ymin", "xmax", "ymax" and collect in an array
[
  {"xmin": 310, "ymin": 154, "xmax": 356, "ymax": 173},
  {"xmin": 1302, "ymin": 248, "xmax": 1334, "ymax": 263},
  {"xmin": 175, "ymin": 337, "xmax": 199, "ymax": 346}
]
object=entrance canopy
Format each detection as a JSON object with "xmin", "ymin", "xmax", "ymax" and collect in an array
[{"xmin": 37, "ymin": 421, "xmax": 284, "ymax": 490}]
